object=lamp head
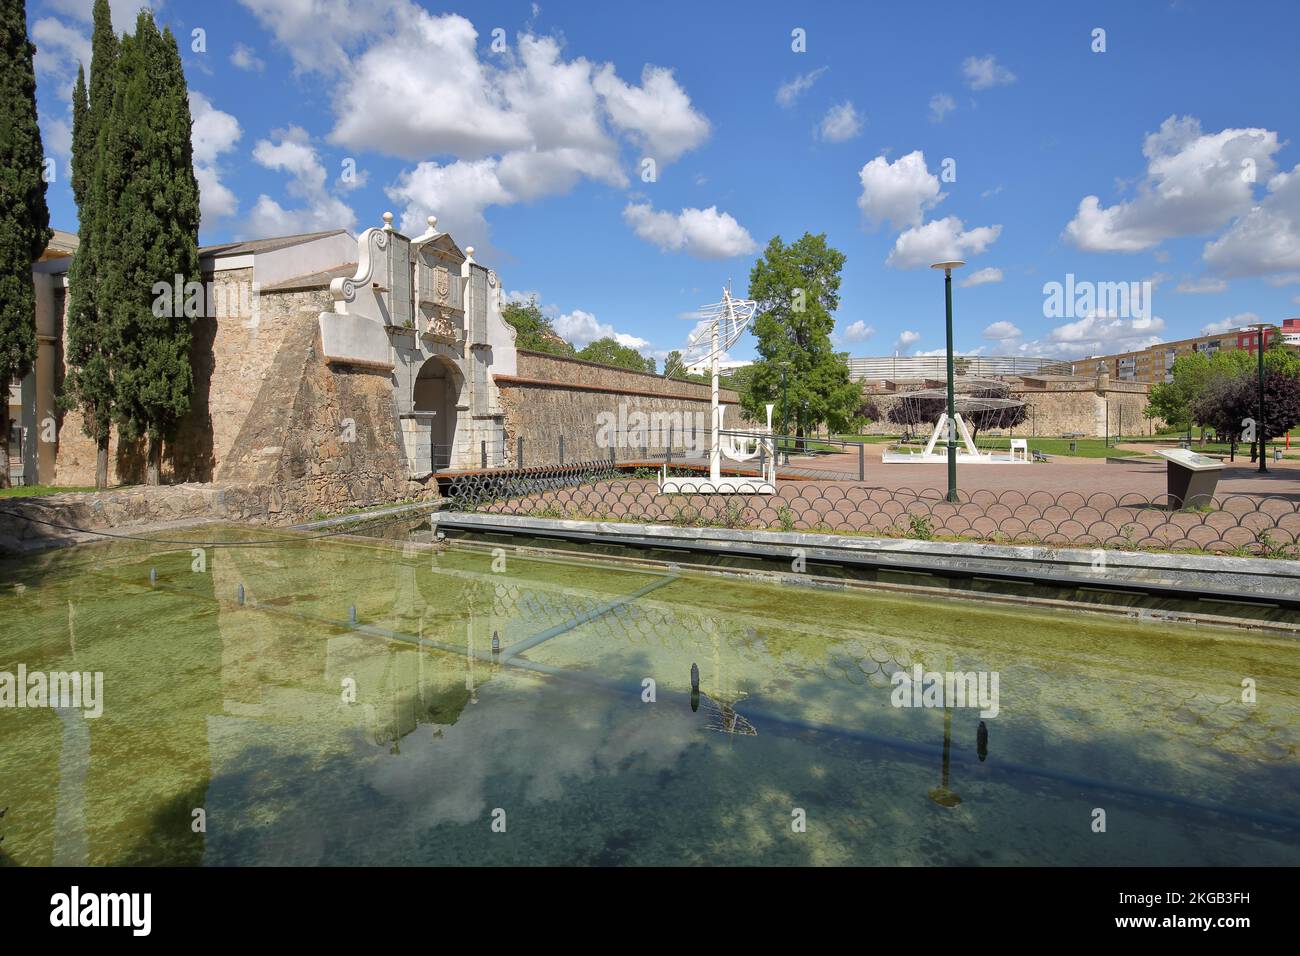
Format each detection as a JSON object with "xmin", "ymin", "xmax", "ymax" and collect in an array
[{"xmin": 930, "ymin": 260, "xmax": 966, "ymax": 273}]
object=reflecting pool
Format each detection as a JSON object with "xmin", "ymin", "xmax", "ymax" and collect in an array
[{"xmin": 1, "ymin": 527, "xmax": 1296, "ymax": 865}]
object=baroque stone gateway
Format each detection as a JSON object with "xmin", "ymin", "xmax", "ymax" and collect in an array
[{"xmin": 318, "ymin": 212, "xmax": 515, "ymax": 475}]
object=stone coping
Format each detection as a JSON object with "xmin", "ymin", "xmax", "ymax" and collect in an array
[{"xmin": 433, "ymin": 512, "xmax": 1300, "ymax": 601}]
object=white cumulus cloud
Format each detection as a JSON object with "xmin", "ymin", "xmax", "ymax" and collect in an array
[
  {"xmin": 231, "ymin": 42, "xmax": 265, "ymax": 72},
  {"xmin": 894, "ymin": 330, "xmax": 921, "ymax": 353},
  {"xmin": 1201, "ymin": 313, "xmax": 1258, "ymax": 335},
  {"xmin": 962, "ymin": 54, "xmax": 1016, "ymax": 90},
  {"xmin": 248, "ymin": 125, "xmax": 357, "ymax": 235},
  {"xmin": 775, "ymin": 67, "xmax": 828, "ymax": 108},
  {"xmin": 856, "ymin": 150, "xmax": 943, "ymax": 231},
  {"xmin": 1064, "ymin": 115, "xmax": 1281, "ymax": 254},
  {"xmin": 190, "ymin": 91, "xmax": 243, "ymax": 223},
  {"xmin": 840, "ymin": 320, "xmax": 875, "ymax": 343},
  {"xmin": 239, "ymin": 6, "xmax": 712, "ymax": 250},
  {"xmin": 622, "ymin": 202, "xmax": 757, "ymax": 259},
  {"xmin": 1202, "ymin": 163, "xmax": 1300, "ymax": 277},
  {"xmin": 983, "ymin": 321, "xmax": 1021, "ymax": 340},
  {"xmin": 817, "ymin": 102, "xmax": 863, "ymax": 143},
  {"xmin": 554, "ymin": 309, "xmax": 650, "ymax": 350},
  {"xmin": 929, "ymin": 93, "xmax": 956, "ymax": 123},
  {"xmin": 888, "ymin": 217, "xmax": 1002, "ymax": 269},
  {"xmin": 960, "ymin": 267, "xmax": 1003, "ymax": 287}
]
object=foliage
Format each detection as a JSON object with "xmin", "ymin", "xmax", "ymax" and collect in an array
[
  {"xmin": 1191, "ymin": 367, "xmax": 1300, "ymax": 445},
  {"xmin": 741, "ymin": 233, "xmax": 861, "ymax": 437},
  {"xmin": 62, "ymin": 0, "xmax": 119, "ymax": 487},
  {"xmin": 858, "ymin": 397, "xmax": 883, "ymax": 423},
  {"xmin": 1147, "ymin": 343, "xmax": 1300, "ymax": 433},
  {"xmin": 905, "ymin": 513, "xmax": 935, "ymax": 540},
  {"xmin": 0, "ymin": 0, "xmax": 52, "ymax": 485},
  {"xmin": 98, "ymin": 13, "xmax": 200, "ymax": 483},
  {"xmin": 577, "ymin": 335, "xmax": 656, "ymax": 373},
  {"xmin": 501, "ymin": 295, "xmax": 575, "ymax": 356}
]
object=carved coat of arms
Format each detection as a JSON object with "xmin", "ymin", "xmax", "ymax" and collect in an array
[{"xmin": 434, "ymin": 265, "xmax": 451, "ymax": 301}]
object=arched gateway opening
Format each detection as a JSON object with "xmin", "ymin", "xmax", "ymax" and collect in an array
[{"xmin": 413, "ymin": 356, "xmax": 461, "ymax": 471}]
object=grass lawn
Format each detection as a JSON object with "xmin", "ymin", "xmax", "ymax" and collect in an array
[{"xmin": 0, "ymin": 484, "xmax": 99, "ymax": 499}]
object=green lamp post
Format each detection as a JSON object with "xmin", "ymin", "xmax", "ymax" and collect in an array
[{"xmin": 931, "ymin": 260, "xmax": 965, "ymax": 502}]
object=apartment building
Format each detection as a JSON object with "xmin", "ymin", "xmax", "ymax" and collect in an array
[{"xmin": 1072, "ymin": 321, "xmax": 1295, "ymax": 384}]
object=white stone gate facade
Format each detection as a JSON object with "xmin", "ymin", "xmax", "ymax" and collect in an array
[{"xmin": 318, "ymin": 213, "xmax": 516, "ymax": 476}]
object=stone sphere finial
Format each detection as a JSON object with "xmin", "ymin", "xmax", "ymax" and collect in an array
[
  {"xmin": 382, "ymin": 211, "xmax": 394, "ymax": 231},
  {"xmin": 427, "ymin": 215, "xmax": 437, "ymax": 231},
  {"xmin": 465, "ymin": 246, "xmax": 475, "ymax": 261}
]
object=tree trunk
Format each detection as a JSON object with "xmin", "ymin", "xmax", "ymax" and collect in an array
[
  {"xmin": 96, "ymin": 437, "xmax": 108, "ymax": 490},
  {"xmin": 146, "ymin": 435, "xmax": 161, "ymax": 485},
  {"xmin": 0, "ymin": 403, "xmax": 10, "ymax": 489}
]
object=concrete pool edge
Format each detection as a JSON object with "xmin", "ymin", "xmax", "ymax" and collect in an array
[{"xmin": 432, "ymin": 512, "xmax": 1300, "ymax": 625}]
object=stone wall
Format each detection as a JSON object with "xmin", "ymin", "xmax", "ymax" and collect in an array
[
  {"xmin": 50, "ymin": 271, "xmax": 333, "ymax": 486},
  {"xmin": 495, "ymin": 350, "xmax": 743, "ymax": 465},
  {"xmin": 216, "ymin": 309, "xmax": 437, "ymax": 520},
  {"xmin": 858, "ymin": 378, "xmax": 1158, "ymax": 438},
  {"xmin": 35, "ymin": 299, "xmax": 439, "ymax": 536},
  {"xmin": 0, "ymin": 483, "xmax": 260, "ymax": 554}
]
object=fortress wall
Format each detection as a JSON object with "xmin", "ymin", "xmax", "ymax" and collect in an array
[
  {"xmin": 495, "ymin": 350, "xmax": 743, "ymax": 465},
  {"xmin": 857, "ymin": 381, "xmax": 1158, "ymax": 438}
]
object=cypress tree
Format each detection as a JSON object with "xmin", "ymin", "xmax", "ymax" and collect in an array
[
  {"xmin": 102, "ymin": 12, "xmax": 199, "ymax": 484},
  {"xmin": 63, "ymin": 0, "xmax": 118, "ymax": 488},
  {"xmin": 0, "ymin": 0, "xmax": 52, "ymax": 488}
]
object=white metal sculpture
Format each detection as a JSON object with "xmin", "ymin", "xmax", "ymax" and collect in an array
[
  {"xmin": 660, "ymin": 286, "xmax": 776, "ymax": 494},
  {"xmin": 881, "ymin": 410, "xmax": 1031, "ymax": 464},
  {"xmin": 879, "ymin": 380, "xmax": 1032, "ymax": 465}
]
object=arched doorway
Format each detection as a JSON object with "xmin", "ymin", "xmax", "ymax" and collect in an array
[{"xmin": 413, "ymin": 356, "xmax": 461, "ymax": 470}]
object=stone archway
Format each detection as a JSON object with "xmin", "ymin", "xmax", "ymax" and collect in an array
[{"xmin": 413, "ymin": 355, "xmax": 462, "ymax": 470}]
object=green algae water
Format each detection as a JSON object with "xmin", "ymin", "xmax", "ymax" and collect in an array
[{"xmin": 0, "ymin": 526, "xmax": 1296, "ymax": 866}]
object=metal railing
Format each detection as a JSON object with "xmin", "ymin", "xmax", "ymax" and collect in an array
[{"xmin": 444, "ymin": 474, "xmax": 1300, "ymax": 556}]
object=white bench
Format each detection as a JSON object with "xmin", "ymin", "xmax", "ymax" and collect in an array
[{"xmin": 1009, "ymin": 438, "xmax": 1029, "ymax": 462}]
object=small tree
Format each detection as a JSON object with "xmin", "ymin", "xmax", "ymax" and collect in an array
[
  {"xmin": 577, "ymin": 336, "xmax": 655, "ymax": 373},
  {"xmin": 0, "ymin": 0, "xmax": 52, "ymax": 487},
  {"xmin": 1192, "ymin": 369, "xmax": 1300, "ymax": 460},
  {"xmin": 1148, "ymin": 344, "xmax": 1300, "ymax": 441},
  {"xmin": 501, "ymin": 296, "xmax": 575, "ymax": 356},
  {"xmin": 858, "ymin": 397, "xmax": 883, "ymax": 427}
]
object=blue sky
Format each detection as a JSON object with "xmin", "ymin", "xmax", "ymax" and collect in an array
[{"xmin": 27, "ymin": 0, "xmax": 1300, "ymax": 364}]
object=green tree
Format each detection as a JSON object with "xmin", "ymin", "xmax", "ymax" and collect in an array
[
  {"xmin": 662, "ymin": 349, "xmax": 710, "ymax": 384},
  {"xmin": 577, "ymin": 336, "xmax": 656, "ymax": 373},
  {"xmin": 1147, "ymin": 343, "xmax": 1300, "ymax": 439},
  {"xmin": 1192, "ymin": 368, "xmax": 1300, "ymax": 459},
  {"xmin": 62, "ymin": 0, "xmax": 118, "ymax": 488},
  {"xmin": 663, "ymin": 349, "xmax": 685, "ymax": 377},
  {"xmin": 0, "ymin": 0, "xmax": 51, "ymax": 487},
  {"xmin": 501, "ymin": 296, "xmax": 575, "ymax": 356},
  {"xmin": 100, "ymin": 13, "xmax": 200, "ymax": 484},
  {"xmin": 741, "ymin": 233, "xmax": 861, "ymax": 439}
]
